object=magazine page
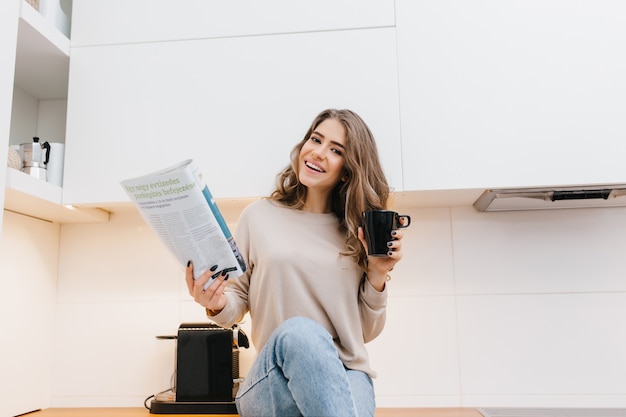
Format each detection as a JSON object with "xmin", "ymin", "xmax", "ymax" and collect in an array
[{"xmin": 121, "ymin": 159, "xmax": 246, "ymax": 288}]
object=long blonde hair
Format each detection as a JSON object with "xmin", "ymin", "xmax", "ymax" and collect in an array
[{"xmin": 270, "ymin": 109, "xmax": 390, "ymax": 272}]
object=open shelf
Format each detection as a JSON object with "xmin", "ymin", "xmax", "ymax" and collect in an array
[
  {"xmin": 2, "ymin": 3, "xmax": 101, "ymax": 224},
  {"xmin": 14, "ymin": 0, "xmax": 70, "ymax": 100},
  {"xmin": 4, "ymin": 168, "xmax": 109, "ymax": 223}
]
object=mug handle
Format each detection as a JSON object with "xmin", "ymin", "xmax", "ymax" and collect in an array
[{"xmin": 397, "ymin": 215, "xmax": 411, "ymax": 228}]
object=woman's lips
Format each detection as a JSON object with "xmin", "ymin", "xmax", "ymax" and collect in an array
[{"xmin": 305, "ymin": 160, "xmax": 325, "ymax": 173}]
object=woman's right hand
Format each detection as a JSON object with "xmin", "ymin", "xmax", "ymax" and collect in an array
[{"xmin": 185, "ymin": 261, "xmax": 228, "ymax": 314}]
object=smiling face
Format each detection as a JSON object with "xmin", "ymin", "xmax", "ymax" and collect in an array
[{"xmin": 297, "ymin": 117, "xmax": 347, "ymax": 208}]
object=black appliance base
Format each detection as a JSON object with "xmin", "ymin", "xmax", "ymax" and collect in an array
[{"xmin": 149, "ymin": 398, "xmax": 238, "ymax": 414}]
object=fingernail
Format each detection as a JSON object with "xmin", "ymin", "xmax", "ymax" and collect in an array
[
  {"xmin": 224, "ymin": 274, "xmax": 230, "ymax": 281},
  {"xmin": 221, "ymin": 269, "xmax": 228, "ymax": 276},
  {"xmin": 387, "ymin": 241, "xmax": 393, "ymax": 247},
  {"xmin": 391, "ymin": 230, "xmax": 398, "ymax": 236},
  {"xmin": 210, "ymin": 264, "xmax": 218, "ymax": 271},
  {"xmin": 187, "ymin": 260, "xmax": 192, "ymax": 267},
  {"xmin": 388, "ymin": 251, "xmax": 393, "ymax": 256}
]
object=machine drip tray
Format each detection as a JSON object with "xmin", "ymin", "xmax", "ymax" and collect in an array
[{"xmin": 149, "ymin": 398, "xmax": 238, "ymax": 414}]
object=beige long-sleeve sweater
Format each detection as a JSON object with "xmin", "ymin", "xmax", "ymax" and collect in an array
[{"xmin": 210, "ymin": 198, "xmax": 388, "ymax": 378}]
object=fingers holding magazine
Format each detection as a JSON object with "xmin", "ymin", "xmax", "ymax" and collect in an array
[{"xmin": 186, "ymin": 261, "xmax": 227, "ymax": 314}]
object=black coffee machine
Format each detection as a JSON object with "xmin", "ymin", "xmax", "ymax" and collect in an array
[{"xmin": 150, "ymin": 323, "xmax": 249, "ymax": 414}]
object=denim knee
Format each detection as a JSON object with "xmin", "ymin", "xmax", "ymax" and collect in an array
[
  {"xmin": 272, "ymin": 317, "xmax": 334, "ymax": 353},
  {"xmin": 276, "ymin": 316, "xmax": 329, "ymax": 338}
]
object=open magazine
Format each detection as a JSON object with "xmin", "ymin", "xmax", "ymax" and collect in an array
[{"xmin": 121, "ymin": 159, "xmax": 247, "ymax": 289}]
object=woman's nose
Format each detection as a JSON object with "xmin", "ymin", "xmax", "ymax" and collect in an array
[{"xmin": 311, "ymin": 148, "xmax": 325, "ymax": 160}]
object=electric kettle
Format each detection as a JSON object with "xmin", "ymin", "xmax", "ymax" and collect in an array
[{"xmin": 20, "ymin": 137, "xmax": 50, "ymax": 181}]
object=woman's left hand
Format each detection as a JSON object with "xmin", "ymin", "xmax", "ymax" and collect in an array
[{"xmin": 357, "ymin": 220, "xmax": 406, "ymax": 291}]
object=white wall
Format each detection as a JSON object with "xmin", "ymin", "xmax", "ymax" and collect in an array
[
  {"xmin": 9, "ymin": 86, "xmax": 38, "ymax": 146},
  {"xmin": 50, "ymin": 204, "xmax": 626, "ymax": 408},
  {"xmin": 0, "ymin": 211, "xmax": 59, "ymax": 416}
]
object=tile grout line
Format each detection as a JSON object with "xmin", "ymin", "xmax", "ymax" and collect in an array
[{"xmin": 449, "ymin": 206, "xmax": 466, "ymax": 406}]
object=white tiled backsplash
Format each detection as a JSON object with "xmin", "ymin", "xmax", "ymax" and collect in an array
[{"xmin": 2, "ymin": 204, "xmax": 626, "ymax": 409}]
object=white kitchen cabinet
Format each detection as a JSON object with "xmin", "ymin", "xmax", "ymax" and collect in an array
[
  {"xmin": 396, "ymin": 0, "xmax": 626, "ymax": 191},
  {"xmin": 5, "ymin": 167, "xmax": 109, "ymax": 223},
  {"xmin": 63, "ymin": 27, "xmax": 402, "ymax": 205},
  {"xmin": 9, "ymin": 1, "xmax": 69, "ymax": 149},
  {"xmin": 1, "ymin": 1, "xmax": 108, "ymax": 225},
  {"xmin": 0, "ymin": 0, "xmax": 20, "ymax": 229},
  {"xmin": 71, "ymin": 0, "xmax": 395, "ymax": 47}
]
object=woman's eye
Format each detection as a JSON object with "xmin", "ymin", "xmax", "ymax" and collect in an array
[
  {"xmin": 310, "ymin": 136, "xmax": 321, "ymax": 144},
  {"xmin": 331, "ymin": 148, "xmax": 343, "ymax": 156}
]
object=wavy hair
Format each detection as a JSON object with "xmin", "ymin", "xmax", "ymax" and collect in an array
[{"xmin": 270, "ymin": 109, "xmax": 390, "ymax": 272}]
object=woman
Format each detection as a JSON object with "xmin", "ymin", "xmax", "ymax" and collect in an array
[{"xmin": 186, "ymin": 109, "xmax": 406, "ymax": 417}]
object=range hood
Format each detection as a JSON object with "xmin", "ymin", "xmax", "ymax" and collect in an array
[{"xmin": 473, "ymin": 184, "xmax": 626, "ymax": 212}]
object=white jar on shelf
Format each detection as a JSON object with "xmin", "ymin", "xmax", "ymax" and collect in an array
[
  {"xmin": 39, "ymin": 0, "xmax": 72, "ymax": 37},
  {"xmin": 46, "ymin": 142, "xmax": 64, "ymax": 186}
]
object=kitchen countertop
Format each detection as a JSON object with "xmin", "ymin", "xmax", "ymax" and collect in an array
[{"xmin": 31, "ymin": 407, "xmax": 483, "ymax": 416}]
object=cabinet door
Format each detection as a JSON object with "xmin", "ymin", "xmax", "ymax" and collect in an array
[
  {"xmin": 397, "ymin": 0, "xmax": 626, "ymax": 191},
  {"xmin": 0, "ymin": 0, "xmax": 20, "ymax": 229},
  {"xmin": 64, "ymin": 28, "xmax": 402, "ymax": 205},
  {"xmin": 71, "ymin": 0, "xmax": 395, "ymax": 46}
]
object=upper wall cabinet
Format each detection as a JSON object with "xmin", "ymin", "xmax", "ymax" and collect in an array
[
  {"xmin": 71, "ymin": 0, "xmax": 395, "ymax": 46},
  {"xmin": 0, "ymin": 0, "xmax": 20, "ymax": 229},
  {"xmin": 63, "ymin": 27, "xmax": 402, "ymax": 205},
  {"xmin": 14, "ymin": 1, "xmax": 69, "ymax": 102},
  {"xmin": 2, "ymin": 2, "xmax": 106, "ymax": 226},
  {"xmin": 396, "ymin": 0, "xmax": 626, "ymax": 191}
]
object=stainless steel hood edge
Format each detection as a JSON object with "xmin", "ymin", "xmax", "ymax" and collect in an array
[{"xmin": 473, "ymin": 184, "xmax": 626, "ymax": 212}]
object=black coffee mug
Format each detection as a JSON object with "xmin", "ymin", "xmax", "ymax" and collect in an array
[{"xmin": 362, "ymin": 210, "xmax": 411, "ymax": 256}]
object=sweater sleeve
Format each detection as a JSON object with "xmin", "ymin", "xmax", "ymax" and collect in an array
[
  {"xmin": 207, "ymin": 205, "xmax": 253, "ymax": 328},
  {"xmin": 359, "ymin": 276, "xmax": 388, "ymax": 343}
]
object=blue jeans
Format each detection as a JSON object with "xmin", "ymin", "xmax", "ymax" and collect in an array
[{"xmin": 235, "ymin": 317, "xmax": 375, "ymax": 417}]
